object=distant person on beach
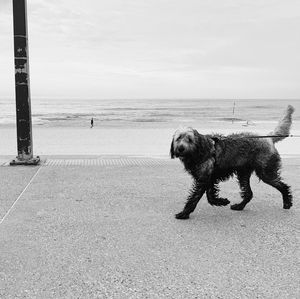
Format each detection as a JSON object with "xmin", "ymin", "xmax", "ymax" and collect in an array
[{"xmin": 90, "ymin": 117, "xmax": 94, "ymax": 128}]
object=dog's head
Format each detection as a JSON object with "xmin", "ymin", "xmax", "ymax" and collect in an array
[{"xmin": 170, "ymin": 127, "xmax": 214, "ymax": 161}]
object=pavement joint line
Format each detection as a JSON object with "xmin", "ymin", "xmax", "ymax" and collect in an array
[
  {"xmin": 0, "ymin": 159, "xmax": 9, "ymax": 166},
  {"xmin": 0, "ymin": 166, "xmax": 42, "ymax": 226}
]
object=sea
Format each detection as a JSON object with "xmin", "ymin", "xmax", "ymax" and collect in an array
[{"xmin": 0, "ymin": 98, "xmax": 299, "ymax": 128}]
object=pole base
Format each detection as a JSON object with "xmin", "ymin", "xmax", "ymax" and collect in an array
[{"xmin": 10, "ymin": 156, "xmax": 41, "ymax": 166}]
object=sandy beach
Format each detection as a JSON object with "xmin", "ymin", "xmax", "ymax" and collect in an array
[{"xmin": 1, "ymin": 122, "xmax": 300, "ymax": 157}]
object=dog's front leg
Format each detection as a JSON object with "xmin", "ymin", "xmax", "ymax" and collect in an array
[
  {"xmin": 206, "ymin": 183, "xmax": 230, "ymax": 206},
  {"xmin": 175, "ymin": 180, "xmax": 207, "ymax": 219},
  {"xmin": 176, "ymin": 158, "xmax": 214, "ymax": 219}
]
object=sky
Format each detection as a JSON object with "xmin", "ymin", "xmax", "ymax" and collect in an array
[{"xmin": 0, "ymin": 0, "xmax": 299, "ymax": 100}]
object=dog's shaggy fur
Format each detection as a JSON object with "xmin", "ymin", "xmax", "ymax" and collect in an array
[{"xmin": 170, "ymin": 105, "xmax": 295, "ymax": 219}]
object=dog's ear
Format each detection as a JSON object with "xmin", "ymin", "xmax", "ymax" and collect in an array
[
  {"xmin": 170, "ymin": 138, "xmax": 175, "ymax": 159},
  {"xmin": 193, "ymin": 130, "xmax": 214, "ymax": 158}
]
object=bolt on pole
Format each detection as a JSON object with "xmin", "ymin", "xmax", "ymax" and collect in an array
[{"xmin": 11, "ymin": 0, "xmax": 40, "ymax": 165}]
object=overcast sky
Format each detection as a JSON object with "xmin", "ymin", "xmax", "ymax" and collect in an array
[{"xmin": 0, "ymin": 0, "xmax": 299, "ymax": 99}]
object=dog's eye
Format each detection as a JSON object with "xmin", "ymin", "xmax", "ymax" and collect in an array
[{"xmin": 187, "ymin": 137, "xmax": 192, "ymax": 142}]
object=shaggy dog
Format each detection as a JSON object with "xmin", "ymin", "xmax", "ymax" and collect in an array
[{"xmin": 170, "ymin": 105, "xmax": 294, "ymax": 219}]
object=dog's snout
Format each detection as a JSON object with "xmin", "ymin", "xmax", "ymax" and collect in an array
[{"xmin": 178, "ymin": 145, "xmax": 185, "ymax": 153}]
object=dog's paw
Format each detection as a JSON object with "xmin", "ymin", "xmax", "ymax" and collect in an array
[
  {"xmin": 218, "ymin": 197, "xmax": 230, "ymax": 206},
  {"xmin": 230, "ymin": 203, "xmax": 245, "ymax": 211},
  {"xmin": 175, "ymin": 212, "xmax": 190, "ymax": 220},
  {"xmin": 208, "ymin": 197, "xmax": 230, "ymax": 206},
  {"xmin": 283, "ymin": 202, "xmax": 292, "ymax": 209}
]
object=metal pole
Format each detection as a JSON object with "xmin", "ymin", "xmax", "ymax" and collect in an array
[{"xmin": 11, "ymin": 0, "xmax": 39, "ymax": 165}]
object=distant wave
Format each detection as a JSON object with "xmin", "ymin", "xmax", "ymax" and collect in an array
[
  {"xmin": 248, "ymin": 105, "xmax": 276, "ymax": 109},
  {"xmin": 217, "ymin": 117, "xmax": 245, "ymax": 122}
]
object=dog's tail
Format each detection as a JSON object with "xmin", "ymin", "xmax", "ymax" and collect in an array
[{"xmin": 270, "ymin": 105, "xmax": 295, "ymax": 143}]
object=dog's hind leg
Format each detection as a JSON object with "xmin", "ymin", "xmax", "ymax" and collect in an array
[
  {"xmin": 256, "ymin": 171, "xmax": 292, "ymax": 209},
  {"xmin": 175, "ymin": 181, "xmax": 206, "ymax": 219},
  {"xmin": 231, "ymin": 169, "xmax": 253, "ymax": 211},
  {"xmin": 206, "ymin": 182, "xmax": 230, "ymax": 206},
  {"xmin": 256, "ymin": 155, "xmax": 292, "ymax": 209}
]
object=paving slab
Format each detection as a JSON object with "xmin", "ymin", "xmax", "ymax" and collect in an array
[
  {"xmin": 0, "ymin": 166, "xmax": 39, "ymax": 220},
  {"xmin": 0, "ymin": 158, "xmax": 299, "ymax": 298}
]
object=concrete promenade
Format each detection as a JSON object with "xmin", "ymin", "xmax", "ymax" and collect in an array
[{"xmin": 0, "ymin": 156, "xmax": 299, "ymax": 298}]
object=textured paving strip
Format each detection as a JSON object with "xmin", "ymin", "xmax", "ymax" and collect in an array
[
  {"xmin": 1, "ymin": 156, "xmax": 298, "ymax": 167},
  {"xmin": 0, "ymin": 158, "xmax": 175, "ymax": 167},
  {"xmin": 0, "ymin": 157, "xmax": 174, "ymax": 167},
  {"xmin": 43, "ymin": 158, "xmax": 174, "ymax": 166}
]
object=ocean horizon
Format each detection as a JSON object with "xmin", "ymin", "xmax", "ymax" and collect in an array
[{"xmin": 0, "ymin": 98, "xmax": 299, "ymax": 128}]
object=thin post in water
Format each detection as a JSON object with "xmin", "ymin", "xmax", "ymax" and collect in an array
[
  {"xmin": 232, "ymin": 101, "xmax": 235, "ymax": 124},
  {"xmin": 11, "ymin": 0, "xmax": 40, "ymax": 165}
]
